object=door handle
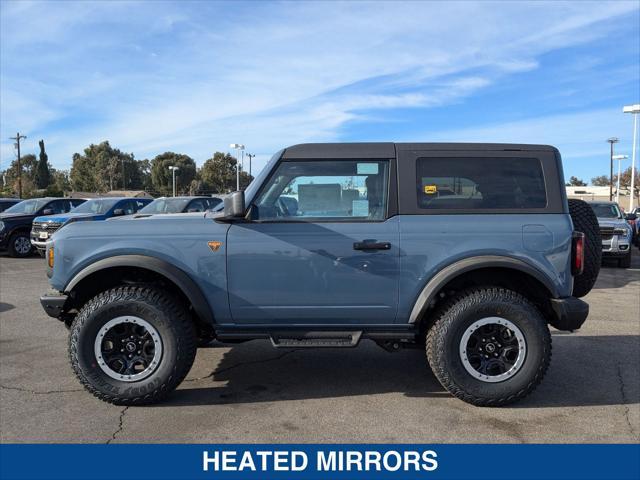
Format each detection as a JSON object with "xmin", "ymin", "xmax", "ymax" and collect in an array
[{"xmin": 353, "ymin": 241, "xmax": 391, "ymax": 251}]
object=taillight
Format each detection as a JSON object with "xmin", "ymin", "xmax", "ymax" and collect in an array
[
  {"xmin": 48, "ymin": 246, "xmax": 55, "ymax": 269},
  {"xmin": 572, "ymin": 232, "xmax": 584, "ymax": 276}
]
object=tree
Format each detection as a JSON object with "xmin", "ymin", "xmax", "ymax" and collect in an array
[
  {"xmin": 46, "ymin": 169, "xmax": 71, "ymax": 196},
  {"xmin": 566, "ymin": 176, "xmax": 586, "ymax": 186},
  {"xmin": 591, "ymin": 175, "xmax": 610, "ymax": 187},
  {"xmin": 199, "ymin": 152, "xmax": 253, "ymax": 193},
  {"xmin": 616, "ymin": 166, "xmax": 640, "ymax": 190},
  {"xmin": 150, "ymin": 152, "xmax": 197, "ymax": 196},
  {"xmin": 1, "ymin": 154, "xmax": 38, "ymax": 197},
  {"xmin": 70, "ymin": 141, "xmax": 136, "ymax": 192},
  {"xmin": 34, "ymin": 140, "xmax": 51, "ymax": 189}
]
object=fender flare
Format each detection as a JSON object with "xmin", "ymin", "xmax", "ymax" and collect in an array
[
  {"xmin": 408, "ymin": 255, "xmax": 559, "ymax": 324},
  {"xmin": 65, "ymin": 254, "xmax": 214, "ymax": 325}
]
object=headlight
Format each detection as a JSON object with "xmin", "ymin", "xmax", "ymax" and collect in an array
[
  {"xmin": 614, "ymin": 226, "xmax": 631, "ymax": 236},
  {"xmin": 0, "ymin": 221, "xmax": 4, "ymax": 232}
]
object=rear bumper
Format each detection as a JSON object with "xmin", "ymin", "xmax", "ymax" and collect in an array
[
  {"xmin": 549, "ymin": 297, "xmax": 589, "ymax": 331},
  {"xmin": 40, "ymin": 291, "xmax": 68, "ymax": 319}
]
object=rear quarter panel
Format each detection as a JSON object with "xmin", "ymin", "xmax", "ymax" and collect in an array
[{"xmin": 397, "ymin": 213, "xmax": 574, "ymax": 321}]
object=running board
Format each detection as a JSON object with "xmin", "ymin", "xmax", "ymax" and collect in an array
[{"xmin": 270, "ymin": 331, "xmax": 362, "ymax": 348}]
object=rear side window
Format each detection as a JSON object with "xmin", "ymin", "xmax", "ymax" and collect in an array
[{"xmin": 416, "ymin": 157, "xmax": 547, "ymax": 210}]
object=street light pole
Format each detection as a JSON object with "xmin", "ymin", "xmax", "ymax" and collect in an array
[
  {"xmin": 229, "ymin": 144, "xmax": 245, "ymax": 191},
  {"xmin": 9, "ymin": 132, "xmax": 26, "ymax": 199},
  {"xmin": 613, "ymin": 155, "xmax": 629, "ymax": 204},
  {"xmin": 623, "ymin": 104, "xmax": 640, "ymax": 211},
  {"xmin": 246, "ymin": 153, "xmax": 255, "ymax": 177},
  {"xmin": 168, "ymin": 166, "xmax": 179, "ymax": 197},
  {"xmin": 607, "ymin": 137, "xmax": 619, "ymax": 201}
]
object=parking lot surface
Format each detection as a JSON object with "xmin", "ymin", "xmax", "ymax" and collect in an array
[{"xmin": 1, "ymin": 252, "xmax": 638, "ymax": 443}]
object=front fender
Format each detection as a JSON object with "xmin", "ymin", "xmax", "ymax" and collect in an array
[{"xmin": 65, "ymin": 254, "xmax": 215, "ymax": 325}]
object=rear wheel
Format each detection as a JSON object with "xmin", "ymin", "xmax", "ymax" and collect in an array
[
  {"xmin": 7, "ymin": 232, "xmax": 33, "ymax": 258},
  {"xmin": 69, "ymin": 286, "xmax": 197, "ymax": 405},
  {"xmin": 426, "ymin": 287, "xmax": 551, "ymax": 406},
  {"xmin": 568, "ymin": 199, "xmax": 601, "ymax": 297}
]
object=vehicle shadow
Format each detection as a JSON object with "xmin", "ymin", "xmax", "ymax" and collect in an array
[
  {"xmin": 592, "ymin": 253, "xmax": 640, "ymax": 290},
  {"xmin": 157, "ymin": 335, "xmax": 639, "ymax": 409},
  {"xmin": 0, "ymin": 302, "xmax": 15, "ymax": 313}
]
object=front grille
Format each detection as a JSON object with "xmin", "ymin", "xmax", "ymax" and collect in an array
[
  {"xmin": 600, "ymin": 226, "xmax": 614, "ymax": 241},
  {"xmin": 32, "ymin": 222, "xmax": 62, "ymax": 233}
]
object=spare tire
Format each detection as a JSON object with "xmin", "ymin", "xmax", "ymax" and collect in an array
[{"xmin": 568, "ymin": 199, "xmax": 601, "ymax": 297}]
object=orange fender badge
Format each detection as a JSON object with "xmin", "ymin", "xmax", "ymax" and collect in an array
[{"xmin": 207, "ymin": 241, "xmax": 223, "ymax": 252}]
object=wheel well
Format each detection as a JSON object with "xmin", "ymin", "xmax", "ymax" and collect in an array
[
  {"xmin": 417, "ymin": 266, "xmax": 554, "ymax": 333},
  {"xmin": 66, "ymin": 266, "xmax": 211, "ymax": 335}
]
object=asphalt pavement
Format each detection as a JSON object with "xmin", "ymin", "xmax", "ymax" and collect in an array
[{"xmin": 1, "ymin": 251, "xmax": 638, "ymax": 443}]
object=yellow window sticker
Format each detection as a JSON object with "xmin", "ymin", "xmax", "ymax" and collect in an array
[{"xmin": 424, "ymin": 185, "xmax": 437, "ymax": 194}]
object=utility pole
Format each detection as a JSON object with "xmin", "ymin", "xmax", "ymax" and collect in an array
[
  {"xmin": 122, "ymin": 157, "xmax": 126, "ymax": 191},
  {"xmin": 607, "ymin": 137, "xmax": 619, "ymax": 201},
  {"xmin": 246, "ymin": 153, "xmax": 255, "ymax": 177},
  {"xmin": 9, "ymin": 132, "xmax": 27, "ymax": 198}
]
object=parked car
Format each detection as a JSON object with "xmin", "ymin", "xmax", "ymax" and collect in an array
[
  {"xmin": 0, "ymin": 197, "xmax": 86, "ymax": 258},
  {"xmin": 41, "ymin": 143, "xmax": 599, "ymax": 407},
  {"xmin": 30, "ymin": 197, "xmax": 152, "ymax": 256},
  {"xmin": 135, "ymin": 196, "xmax": 222, "ymax": 216},
  {"xmin": 0, "ymin": 198, "xmax": 21, "ymax": 213},
  {"xmin": 587, "ymin": 201, "xmax": 633, "ymax": 268}
]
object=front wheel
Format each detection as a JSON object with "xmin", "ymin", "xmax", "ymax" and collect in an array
[
  {"xmin": 426, "ymin": 287, "xmax": 551, "ymax": 407},
  {"xmin": 69, "ymin": 286, "xmax": 197, "ymax": 405},
  {"xmin": 8, "ymin": 232, "xmax": 33, "ymax": 258}
]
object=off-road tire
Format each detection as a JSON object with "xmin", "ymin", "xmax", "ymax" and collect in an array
[
  {"xmin": 7, "ymin": 231, "xmax": 33, "ymax": 258},
  {"xmin": 568, "ymin": 198, "xmax": 601, "ymax": 297},
  {"xmin": 69, "ymin": 286, "xmax": 197, "ymax": 405},
  {"xmin": 426, "ymin": 287, "xmax": 551, "ymax": 407},
  {"xmin": 619, "ymin": 251, "xmax": 632, "ymax": 268}
]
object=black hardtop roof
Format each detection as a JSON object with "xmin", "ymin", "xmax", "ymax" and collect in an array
[{"xmin": 282, "ymin": 142, "xmax": 558, "ymax": 159}]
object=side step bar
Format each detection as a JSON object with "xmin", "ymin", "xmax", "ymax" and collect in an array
[{"xmin": 270, "ymin": 331, "xmax": 362, "ymax": 348}]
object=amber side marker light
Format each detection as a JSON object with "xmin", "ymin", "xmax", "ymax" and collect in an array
[
  {"xmin": 48, "ymin": 247, "xmax": 55, "ymax": 268},
  {"xmin": 207, "ymin": 241, "xmax": 222, "ymax": 252}
]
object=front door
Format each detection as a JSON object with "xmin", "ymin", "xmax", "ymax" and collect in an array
[{"xmin": 226, "ymin": 158, "xmax": 399, "ymax": 325}]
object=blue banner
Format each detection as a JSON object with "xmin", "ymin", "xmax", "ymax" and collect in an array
[{"xmin": 1, "ymin": 444, "xmax": 638, "ymax": 480}]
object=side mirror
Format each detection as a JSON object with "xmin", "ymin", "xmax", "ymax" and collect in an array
[
  {"xmin": 625, "ymin": 213, "xmax": 637, "ymax": 221},
  {"xmin": 219, "ymin": 191, "xmax": 245, "ymax": 221},
  {"xmin": 112, "ymin": 208, "xmax": 125, "ymax": 216},
  {"xmin": 42, "ymin": 209, "xmax": 53, "ymax": 215}
]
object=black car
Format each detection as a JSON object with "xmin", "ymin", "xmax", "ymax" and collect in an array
[
  {"xmin": 0, "ymin": 197, "xmax": 86, "ymax": 257},
  {"xmin": 135, "ymin": 196, "xmax": 222, "ymax": 215},
  {"xmin": 0, "ymin": 198, "xmax": 21, "ymax": 213}
]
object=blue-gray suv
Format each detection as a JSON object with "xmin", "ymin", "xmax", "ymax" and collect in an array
[{"xmin": 40, "ymin": 143, "xmax": 600, "ymax": 406}]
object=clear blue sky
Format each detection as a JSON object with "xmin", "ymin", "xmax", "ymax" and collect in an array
[{"xmin": 1, "ymin": 1, "xmax": 638, "ymax": 183}]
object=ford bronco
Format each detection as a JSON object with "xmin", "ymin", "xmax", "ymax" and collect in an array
[{"xmin": 40, "ymin": 143, "xmax": 600, "ymax": 406}]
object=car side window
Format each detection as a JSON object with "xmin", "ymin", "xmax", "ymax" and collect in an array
[
  {"xmin": 188, "ymin": 199, "xmax": 206, "ymax": 212},
  {"xmin": 207, "ymin": 198, "xmax": 222, "ymax": 210},
  {"xmin": 253, "ymin": 160, "xmax": 390, "ymax": 221},
  {"xmin": 416, "ymin": 157, "xmax": 547, "ymax": 210},
  {"xmin": 134, "ymin": 200, "xmax": 148, "ymax": 211},
  {"xmin": 70, "ymin": 199, "xmax": 85, "ymax": 209},
  {"xmin": 121, "ymin": 201, "xmax": 136, "ymax": 215},
  {"xmin": 46, "ymin": 200, "xmax": 67, "ymax": 214}
]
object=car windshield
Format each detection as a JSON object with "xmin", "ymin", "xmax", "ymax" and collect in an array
[
  {"xmin": 3, "ymin": 199, "xmax": 48, "ymax": 214},
  {"xmin": 71, "ymin": 198, "xmax": 120, "ymax": 214},
  {"xmin": 138, "ymin": 198, "xmax": 191, "ymax": 214},
  {"xmin": 591, "ymin": 203, "xmax": 622, "ymax": 219}
]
